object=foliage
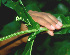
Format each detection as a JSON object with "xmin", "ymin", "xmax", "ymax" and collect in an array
[
  {"xmin": 0, "ymin": 0, "xmax": 1, "ymax": 7},
  {"xmin": 0, "ymin": 0, "xmax": 70, "ymax": 55}
]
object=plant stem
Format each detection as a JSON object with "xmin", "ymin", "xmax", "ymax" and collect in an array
[
  {"xmin": 0, "ymin": 29, "xmax": 38, "ymax": 41},
  {"xmin": 0, "ymin": 24, "xmax": 70, "ymax": 41},
  {"xmin": 62, "ymin": 24, "xmax": 70, "ymax": 28}
]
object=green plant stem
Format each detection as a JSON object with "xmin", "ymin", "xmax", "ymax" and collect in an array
[
  {"xmin": 0, "ymin": 29, "xmax": 38, "ymax": 41},
  {"xmin": 22, "ymin": 31, "xmax": 41, "ymax": 55},
  {"xmin": 0, "ymin": 27, "xmax": 48, "ymax": 41},
  {"xmin": 0, "ymin": 24, "xmax": 70, "ymax": 41},
  {"xmin": 62, "ymin": 24, "xmax": 70, "ymax": 28}
]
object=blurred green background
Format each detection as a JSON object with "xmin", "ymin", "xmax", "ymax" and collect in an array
[{"xmin": 0, "ymin": 0, "xmax": 70, "ymax": 55}]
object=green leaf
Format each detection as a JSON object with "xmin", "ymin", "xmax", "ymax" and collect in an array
[
  {"xmin": 25, "ymin": 3, "xmax": 41, "ymax": 12},
  {"xmin": 2, "ymin": 0, "xmax": 40, "ymax": 55},
  {"xmin": 67, "ymin": 48, "xmax": 70, "ymax": 55},
  {"xmin": 54, "ymin": 14, "xmax": 70, "ymax": 34},
  {"xmin": 0, "ymin": 20, "xmax": 21, "ymax": 36},
  {"xmin": 22, "ymin": 31, "xmax": 41, "ymax": 55},
  {"xmin": 0, "ymin": 0, "xmax": 1, "ymax": 7},
  {"xmin": 22, "ymin": 40, "xmax": 34, "ymax": 55},
  {"xmin": 2, "ymin": 0, "xmax": 7, "ymax": 4},
  {"xmin": 54, "ymin": 3, "xmax": 69, "ymax": 15},
  {"xmin": 65, "ymin": 0, "xmax": 70, "ymax": 4},
  {"xmin": 4, "ymin": 0, "xmax": 40, "ymax": 29},
  {"xmin": 53, "ymin": 41, "xmax": 70, "ymax": 55},
  {"xmin": 2, "ymin": 0, "xmax": 70, "ymax": 55}
]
